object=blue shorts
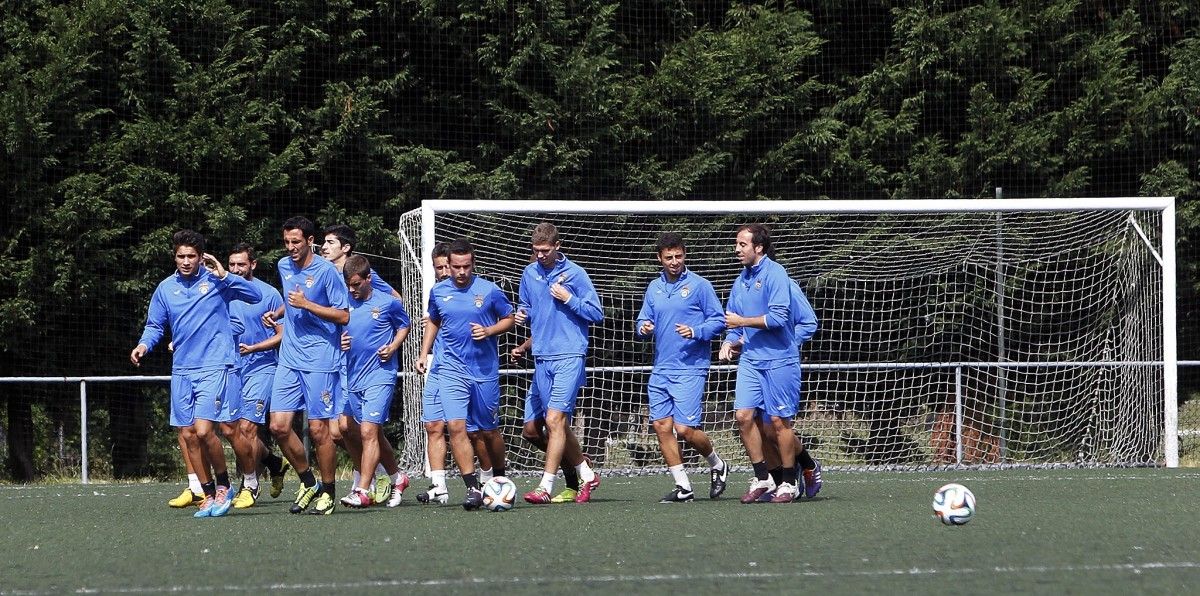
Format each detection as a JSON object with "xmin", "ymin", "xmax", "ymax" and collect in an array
[
  {"xmin": 215, "ymin": 370, "xmax": 243, "ymax": 424},
  {"xmin": 170, "ymin": 367, "xmax": 231, "ymax": 427},
  {"xmin": 532, "ymin": 356, "xmax": 586, "ymax": 418},
  {"xmin": 271, "ymin": 366, "xmax": 341, "ymax": 420},
  {"xmin": 439, "ymin": 374, "xmax": 501, "ymax": 432},
  {"xmin": 239, "ymin": 370, "xmax": 274, "ymax": 425},
  {"xmin": 339, "ymin": 360, "xmax": 353, "ymax": 417},
  {"xmin": 734, "ymin": 362, "xmax": 800, "ymax": 420},
  {"xmin": 348, "ymin": 383, "xmax": 395, "ymax": 425},
  {"xmin": 421, "ymin": 369, "xmax": 445, "ymax": 424},
  {"xmin": 647, "ymin": 373, "xmax": 706, "ymax": 427},
  {"xmin": 522, "ymin": 380, "xmax": 541, "ymax": 423}
]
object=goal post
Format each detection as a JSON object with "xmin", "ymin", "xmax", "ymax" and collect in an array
[{"xmin": 397, "ymin": 198, "xmax": 1177, "ymax": 474}]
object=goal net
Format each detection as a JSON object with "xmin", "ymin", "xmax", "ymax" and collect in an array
[{"xmin": 396, "ymin": 199, "xmax": 1177, "ymax": 474}]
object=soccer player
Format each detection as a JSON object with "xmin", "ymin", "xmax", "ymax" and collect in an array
[
  {"xmin": 417, "ymin": 242, "xmax": 453, "ymax": 504},
  {"xmin": 225, "ymin": 243, "xmax": 291, "ymax": 508},
  {"xmin": 265, "ymin": 216, "xmax": 349, "ymax": 515},
  {"xmin": 320, "ymin": 223, "xmax": 406, "ymax": 503},
  {"xmin": 131, "ymin": 229, "xmax": 262, "ymax": 518},
  {"xmin": 417, "ymin": 239, "xmax": 515, "ymax": 510},
  {"xmin": 719, "ymin": 223, "xmax": 802, "ymax": 503},
  {"xmin": 515, "ymin": 222, "xmax": 604, "ymax": 504},
  {"xmin": 510, "ymin": 337, "xmax": 586, "ymax": 502},
  {"xmin": 635, "ymin": 232, "xmax": 730, "ymax": 502},
  {"xmin": 339, "ymin": 255, "xmax": 413, "ymax": 508}
]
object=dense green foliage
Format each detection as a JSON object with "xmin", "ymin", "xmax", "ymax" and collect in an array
[{"xmin": 2, "ymin": 0, "xmax": 1197, "ymax": 479}]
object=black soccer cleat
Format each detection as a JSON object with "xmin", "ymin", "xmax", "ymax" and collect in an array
[
  {"xmin": 709, "ymin": 465, "xmax": 729, "ymax": 499},
  {"xmin": 462, "ymin": 487, "xmax": 484, "ymax": 511},
  {"xmin": 660, "ymin": 485, "xmax": 695, "ymax": 503}
]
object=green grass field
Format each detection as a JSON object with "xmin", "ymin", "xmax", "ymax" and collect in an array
[{"xmin": 2, "ymin": 469, "xmax": 1199, "ymax": 594}]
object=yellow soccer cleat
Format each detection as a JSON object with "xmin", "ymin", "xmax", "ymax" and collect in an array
[
  {"xmin": 308, "ymin": 491, "xmax": 335, "ymax": 515},
  {"xmin": 232, "ymin": 486, "xmax": 259, "ymax": 509},
  {"xmin": 169, "ymin": 488, "xmax": 203, "ymax": 508},
  {"xmin": 550, "ymin": 488, "xmax": 578, "ymax": 504},
  {"xmin": 371, "ymin": 475, "xmax": 393, "ymax": 504},
  {"xmin": 270, "ymin": 462, "xmax": 291, "ymax": 499}
]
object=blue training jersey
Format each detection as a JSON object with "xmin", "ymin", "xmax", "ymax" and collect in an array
[
  {"xmin": 276, "ymin": 254, "xmax": 349, "ymax": 373},
  {"xmin": 518, "ymin": 254, "xmax": 604, "ymax": 358},
  {"xmin": 138, "ymin": 268, "xmax": 262, "ymax": 371},
  {"xmin": 345, "ymin": 289, "xmax": 411, "ymax": 391},
  {"xmin": 635, "ymin": 268, "xmax": 725, "ymax": 375},
  {"xmin": 428, "ymin": 275, "xmax": 514, "ymax": 379},
  {"xmin": 725, "ymin": 256, "xmax": 797, "ymax": 367},
  {"xmin": 229, "ymin": 277, "xmax": 285, "ymax": 377},
  {"xmin": 790, "ymin": 279, "xmax": 818, "ymax": 347}
]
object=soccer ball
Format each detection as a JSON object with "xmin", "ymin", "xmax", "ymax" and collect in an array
[
  {"xmin": 482, "ymin": 476, "xmax": 517, "ymax": 512},
  {"xmin": 932, "ymin": 483, "xmax": 976, "ymax": 525}
]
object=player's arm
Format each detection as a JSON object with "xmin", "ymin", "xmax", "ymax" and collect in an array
[
  {"xmin": 515, "ymin": 273, "xmax": 532, "ymax": 324},
  {"xmin": 286, "ymin": 279, "xmax": 349, "ymax": 325},
  {"xmin": 378, "ymin": 301, "xmax": 412, "ymax": 362},
  {"xmin": 792, "ymin": 281, "xmax": 818, "ymax": 345},
  {"xmin": 510, "ymin": 336, "xmax": 532, "ymax": 363},
  {"xmin": 558, "ymin": 270, "xmax": 604, "ymax": 323},
  {"xmin": 131, "ymin": 289, "xmax": 168, "ymax": 366},
  {"xmin": 692, "ymin": 281, "xmax": 727, "ymax": 341},
  {"xmin": 471, "ymin": 290, "xmax": 516, "ymax": 340},
  {"xmin": 241, "ymin": 321, "xmax": 283, "ymax": 355},
  {"xmin": 634, "ymin": 285, "xmax": 655, "ymax": 338},
  {"xmin": 416, "ymin": 317, "xmax": 440, "ymax": 373}
]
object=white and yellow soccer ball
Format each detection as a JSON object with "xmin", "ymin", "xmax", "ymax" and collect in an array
[
  {"xmin": 482, "ymin": 476, "xmax": 517, "ymax": 512},
  {"xmin": 932, "ymin": 483, "xmax": 976, "ymax": 525}
]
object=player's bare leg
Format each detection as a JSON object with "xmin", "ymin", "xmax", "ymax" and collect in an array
[
  {"xmin": 766, "ymin": 416, "xmax": 799, "ymax": 502},
  {"xmin": 447, "ymin": 419, "xmax": 483, "ymax": 509},
  {"xmin": 735, "ymin": 407, "xmax": 771, "ymax": 503},
  {"xmin": 169, "ymin": 430, "xmax": 204, "ymax": 507},
  {"xmin": 419, "ymin": 420, "xmax": 449, "ymax": 504},
  {"xmin": 469, "ymin": 431, "xmax": 494, "ymax": 481},
  {"xmin": 479, "ymin": 429, "xmax": 507, "ymax": 479},
  {"xmin": 654, "ymin": 416, "xmax": 693, "ymax": 502},
  {"xmin": 677, "ymin": 423, "xmax": 728, "ymax": 498}
]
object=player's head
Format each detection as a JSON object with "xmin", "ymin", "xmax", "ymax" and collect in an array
[
  {"xmin": 656, "ymin": 232, "xmax": 686, "ymax": 279},
  {"xmin": 343, "ymin": 254, "xmax": 373, "ymax": 300},
  {"xmin": 322, "ymin": 224, "xmax": 355, "ymax": 265},
  {"xmin": 448, "ymin": 239, "xmax": 475, "ymax": 288},
  {"xmin": 431, "ymin": 242, "xmax": 451, "ymax": 282},
  {"xmin": 281, "ymin": 216, "xmax": 317, "ymax": 264},
  {"xmin": 228, "ymin": 242, "xmax": 258, "ymax": 281},
  {"xmin": 172, "ymin": 229, "xmax": 206, "ymax": 277},
  {"xmin": 531, "ymin": 222, "xmax": 561, "ymax": 269},
  {"xmin": 736, "ymin": 223, "xmax": 772, "ymax": 266}
]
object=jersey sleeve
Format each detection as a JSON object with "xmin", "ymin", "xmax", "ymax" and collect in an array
[
  {"xmin": 489, "ymin": 285, "xmax": 515, "ymax": 320},
  {"xmin": 763, "ymin": 267, "xmax": 790, "ymax": 329},
  {"xmin": 724, "ymin": 286, "xmax": 743, "ymax": 344},
  {"xmin": 564, "ymin": 268, "xmax": 604, "ymax": 323},
  {"xmin": 634, "ymin": 283, "xmax": 655, "ymax": 338},
  {"xmin": 426, "ymin": 287, "xmax": 442, "ymax": 324},
  {"xmin": 694, "ymin": 279, "xmax": 726, "ymax": 341},
  {"xmin": 137, "ymin": 286, "xmax": 169, "ymax": 351},
  {"xmin": 388, "ymin": 298, "xmax": 412, "ymax": 331},
  {"xmin": 324, "ymin": 267, "xmax": 349, "ymax": 310},
  {"xmin": 219, "ymin": 272, "xmax": 262, "ymax": 304},
  {"xmin": 791, "ymin": 281, "xmax": 818, "ymax": 345}
]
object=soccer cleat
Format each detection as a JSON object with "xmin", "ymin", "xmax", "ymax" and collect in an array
[
  {"xmin": 415, "ymin": 485, "xmax": 449, "ymax": 505},
  {"xmin": 341, "ymin": 488, "xmax": 373, "ymax": 509},
  {"xmin": 289, "ymin": 483, "xmax": 319, "ymax": 514},
  {"xmin": 803, "ymin": 461, "xmax": 823, "ymax": 499},
  {"xmin": 210, "ymin": 486, "xmax": 233, "ymax": 517},
  {"xmin": 193, "ymin": 496, "xmax": 215, "ymax": 518},
  {"xmin": 169, "ymin": 488, "xmax": 203, "ymax": 508},
  {"xmin": 308, "ymin": 491, "xmax": 335, "ymax": 515},
  {"xmin": 523, "ymin": 488, "xmax": 552, "ymax": 505},
  {"xmin": 462, "ymin": 487, "xmax": 484, "ymax": 511},
  {"xmin": 270, "ymin": 462, "xmax": 290, "ymax": 499},
  {"xmin": 550, "ymin": 488, "xmax": 578, "ymax": 503},
  {"xmin": 232, "ymin": 486, "xmax": 259, "ymax": 509},
  {"xmin": 371, "ymin": 475, "xmax": 393, "ymax": 504},
  {"xmin": 740, "ymin": 478, "xmax": 773, "ymax": 504},
  {"xmin": 386, "ymin": 474, "xmax": 410, "ymax": 508},
  {"xmin": 659, "ymin": 485, "xmax": 695, "ymax": 503},
  {"xmin": 709, "ymin": 465, "xmax": 729, "ymax": 499},
  {"xmin": 574, "ymin": 476, "xmax": 601, "ymax": 503},
  {"xmin": 769, "ymin": 482, "xmax": 799, "ymax": 503}
]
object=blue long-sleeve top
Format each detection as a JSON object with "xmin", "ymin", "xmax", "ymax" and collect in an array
[
  {"xmin": 635, "ymin": 268, "xmax": 725, "ymax": 375},
  {"xmin": 790, "ymin": 279, "xmax": 818, "ymax": 346},
  {"xmin": 138, "ymin": 268, "xmax": 262, "ymax": 371},
  {"xmin": 724, "ymin": 256, "xmax": 797, "ymax": 367},
  {"xmin": 518, "ymin": 253, "xmax": 604, "ymax": 358}
]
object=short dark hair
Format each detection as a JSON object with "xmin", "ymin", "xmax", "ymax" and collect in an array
[
  {"xmin": 172, "ymin": 229, "xmax": 206, "ymax": 255},
  {"xmin": 230, "ymin": 242, "xmax": 256, "ymax": 262},
  {"xmin": 531, "ymin": 222, "xmax": 559, "ymax": 245},
  {"xmin": 431, "ymin": 242, "xmax": 451, "ymax": 260},
  {"xmin": 738, "ymin": 223, "xmax": 774, "ymax": 259},
  {"xmin": 656, "ymin": 232, "xmax": 685, "ymax": 254},
  {"xmin": 448, "ymin": 238, "xmax": 474, "ymax": 258},
  {"xmin": 323, "ymin": 224, "xmax": 355, "ymax": 252},
  {"xmin": 343, "ymin": 254, "xmax": 371, "ymax": 282},
  {"xmin": 282, "ymin": 216, "xmax": 316, "ymax": 240}
]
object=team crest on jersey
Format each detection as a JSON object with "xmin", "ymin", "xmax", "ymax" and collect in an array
[
  {"xmin": 754, "ymin": 279, "xmax": 762, "ymax": 290},
  {"xmin": 321, "ymin": 390, "xmax": 333, "ymax": 408},
  {"xmin": 680, "ymin": 285, "xmax": 691, "ymax": 298},
  {"xmin": 255, "ymin": 400, "xmax": 265, "ymax": 417},
  {"xmin": 371, "ymin": 306, "xmax": 382, "ymax": 320},
  {"xmin": 305, "ymin": 275, "xmax": 315, "ymax": 288},
  {"xmin": 198, "ymin": 281, "xmax": 210, "ymax": 295},
  {"xmin": 473, "ymin": 295, "xmax": 483, "ymax": 308}
]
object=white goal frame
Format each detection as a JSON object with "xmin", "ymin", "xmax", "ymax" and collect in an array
[{"xmin": 401, "ymin": 198, "xmax": 1178, "ymax": 469}]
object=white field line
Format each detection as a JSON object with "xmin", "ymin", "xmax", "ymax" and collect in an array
[{"xmin": 2, "ymin": 562, "xmax": 1199, "ymax": 595}]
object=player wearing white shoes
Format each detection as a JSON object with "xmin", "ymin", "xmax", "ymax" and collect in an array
[
  {"xmin": 265, "ymin": 216, "xmax": 349, "ymax": 515},
  {"xmin": 417, "ymin": 243, "xmax": 452, "ymax": 504},
  {"xmin": 131, "ymin": 230, "xmax": 262, "ymax": 518},
  {"xmin": 339, "ymin": 255, "xmax": 413, "ymax": 508},
  {"xmin": 510, "ymin": 338, "xmax": 587, "ymax": 502},
  {"xmin": 226, "ymin": 243, "xmax": 290, "ymax": 508},
  {"xmin": 515, "ymin": 223, "xmax": 604, "ymax": 504},
  {"xmin": 634, "ymin": 233, "xmax": 730, "ymax": 503},
  {"xmin": 321, "ymin": 224, "xmax": 405, "ymax": 502},
  {"xmin": 416, "ymin": 240, "xmax": 515, "ymax": 510},
  {"xmin": 719, "ymin": 224, "xmax": 803, "ymax": 504}
]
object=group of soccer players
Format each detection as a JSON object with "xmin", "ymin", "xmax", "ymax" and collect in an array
[{"xmin": 132, "ymin": 217, "xmax": 822, "ymax": 517}]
